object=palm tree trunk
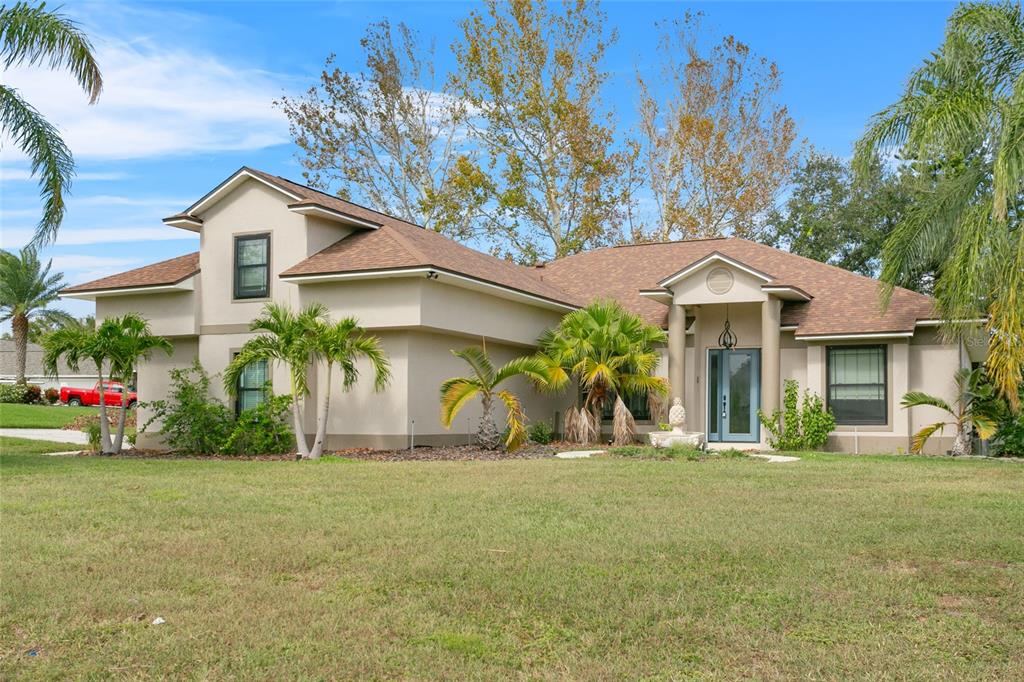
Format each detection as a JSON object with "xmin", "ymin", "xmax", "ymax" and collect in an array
[
  {"xmin": 952, "ymin": 426, "xmax": 972, "ymax": 457},
  {"xmin": 309, "ymin": 361, "xmax": 333, "ymax": 460},
  {"xmin": 112, "ymin": 388, "xmax": 129, "ymax": 453},
  {"xmin": 478, "ymin": 392, "xmax": 500, "ymax": 450},
  {"xmin": 95, "ymin": 363, "xmax": 113, "ymax": 454},
  {"xmin": 12, "ymin": 312, "xmax": 28, "ymax": 384}
]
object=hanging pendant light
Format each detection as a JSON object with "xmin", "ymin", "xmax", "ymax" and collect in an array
[{"xmin": 718, "ymin": 303, "xmax": 738, "ymax": 349}]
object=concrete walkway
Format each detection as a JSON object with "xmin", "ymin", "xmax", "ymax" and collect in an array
[
  {"xmin": 555, "ymin": 450, "xmax": 603, "ymax": 459},
  {"xmin": 0, "ymin": 428, "xmax": 89, "ymax": 444},
  {"xmin": 749, "ymin": 453, "xmax": 800, "ymax": 463}
]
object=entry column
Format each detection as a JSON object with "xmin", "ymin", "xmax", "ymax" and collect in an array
[
  {"xmin": 668, "ymin": 303, "xmax": 686, "ymax": 407},
  {"xmin": 761, "ymin": 298, "xmax": 782, "ymax": 415}
]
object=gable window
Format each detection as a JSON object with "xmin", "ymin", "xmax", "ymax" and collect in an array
[
  {"xmin": 235, "ymin": 356, "xmax": 268, "ymax": 414},
  {"xmin": 234, "ymin": 234, "xmax": 269, "ymax": 299},
  {"xmin": 827, "ymin": 345, "xmax": 887, "ymax": 425}
]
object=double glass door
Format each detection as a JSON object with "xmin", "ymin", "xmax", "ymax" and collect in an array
[{"xmin": 707, "ymin": 349, "xmax": 760, "ymax": 442}]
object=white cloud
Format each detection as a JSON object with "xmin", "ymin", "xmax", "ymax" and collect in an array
[
  {"xmin": 74, "ymin": 195, "xmax": 192, "ymax": 208},
  {"xmin": 49, "ymin": 254, "xmax": 140, "ymax": 271},
  {"xmin": 0, "ymin": 227, "xmax": 197, "ymax": 249},
  {"xmin": 1, "ymin": 28, "xmax": 291, "ymax": 161}
]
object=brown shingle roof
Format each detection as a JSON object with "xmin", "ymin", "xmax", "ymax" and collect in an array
[
  {"xmin": 538, "ymin": 238, "xmax": 935, "ymax": 336},
  {"xmin": 62, "ymin": 252, "xmax": 199, "ymax": 293}
]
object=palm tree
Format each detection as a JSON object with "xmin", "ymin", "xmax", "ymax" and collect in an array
[
  {"xmin": 1, "ymin": 1, "xmax": 103, "ymax": 245},
  {"xmin": 440, "ymin": 345, "xmax": 549, "ymax": 451},
  {"xmin": 902, "ymin": 367, "xmax": 1000, "ymax": 456},
  {"xmin": 100, "ymin": 314, "xmax": 171, "ymax": 452},
  {"xmin": 538, "ymin": 300, "xmax": 668, "ymax": 445},
  {"xmin": 306, "ymin": 317, "xmax": 391, "ymax": 460},
  {"xmin": 0, "ymin": 247, "xmax": 74, "ymax": 382},
  {"xmin": 854, "ymin": 1, "xmax": 1024, "ymax": 408},
  {"xmin": 224, "ymin": 302, "xmax": 327, "ymax": 459},
  {"xmin": 42, "ymin": 323, "xmax": 110, "ymax": 451}
]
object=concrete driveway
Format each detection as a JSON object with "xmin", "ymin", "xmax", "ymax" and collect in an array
[{"xmin": 0, "ymin": 428, "xmax": 89, "ymax": 445}]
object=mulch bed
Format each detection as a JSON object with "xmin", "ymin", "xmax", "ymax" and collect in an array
[{"xmin": 330, "ymin": 442, "xmax": 564, "ymax": 461}]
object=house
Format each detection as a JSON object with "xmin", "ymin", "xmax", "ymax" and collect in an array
[
  {"xmin": 0, "ymin": 339, "xmax": 94, "ymax": 391},
  {"xmin": 61, "ymin": 167, "xmax": 982, "ymax": 454}
]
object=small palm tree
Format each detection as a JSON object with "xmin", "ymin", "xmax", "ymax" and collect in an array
[
  {"xmin": 1, "ymin": 1, "xmax": 103, "ymax": 245},
  {"xmin": 306, "ymin": 317, "xmax": 391, "ymax": 459},
  {"xmin": 0, "ymin": 247, "xmax": 74, "ymax": 382},
  {"xmin": 42, "ymin": 314, "xmax": 168, "ymax": 454},
  {"xmin": 538, "ymin": 300, "xmax": 668, "ymax": 445},
  {"xmin": 440, "ymin": 345, "xmax": 548, "ymax": 451},
  {"xmin": 100, "ymin": 314, "xmax": 172, "ymax": 452},
  {"xmin": 902, "ymin": 367, "xmax": 999, "ymax": 456},
  {"xmin": 224, "ymin": 302, "xmax": 328, "ymax": 459}
]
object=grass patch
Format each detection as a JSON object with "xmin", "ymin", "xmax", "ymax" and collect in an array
[
  {"xmin": 0, "ymin": 403, "xmax": 98, "ymax": 429},
  {"xmin": 2, "ymin": 437, "xmax": 1022, "ymax": 678}
]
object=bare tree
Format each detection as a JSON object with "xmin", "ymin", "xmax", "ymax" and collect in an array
[
  {"xmin": 277, "ymin": 21, "xmax": 487, "ymax": 240},
  {"xmin": 451, "ymin": 0, "xmax": 633, "ymax": 263},
  {"xmin": 634, "ymin": 13, "xmax": 799, "ymax": 242}
]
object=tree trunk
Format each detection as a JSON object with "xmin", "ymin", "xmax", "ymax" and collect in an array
[
  {"xmin": 951, "ymin": 425, "xmax": 972, "ymax": 457},
  {"xmin": 478, "ymin": 392, "xmax": 501, "ymax": 450},
  {"xmin": 112, "ymin": 386, "xmax": 129, "ymax": 453},
  {"xmin": 308, "ymin": 360, "xmax": 333, "ymax": 460},
  {"xmin": 95, "ymin": 363, "xmax": 113, "ymax": 454},
  {"xmin": 291, "ymin": 396, "xmax": 311, "ymax": 459},
  {"xmin": 12, "ymin": 312, "xmax": 28, "ymax": 384}
]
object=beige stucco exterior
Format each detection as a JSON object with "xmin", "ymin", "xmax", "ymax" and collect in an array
[{"xmin": 89, "ymin": 173, "xmax": 974, "ymax": 455}]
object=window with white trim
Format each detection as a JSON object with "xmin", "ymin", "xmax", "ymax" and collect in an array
[{"xmin": 234, "ymin": 234, "xmax": 269, "ymax": 299}]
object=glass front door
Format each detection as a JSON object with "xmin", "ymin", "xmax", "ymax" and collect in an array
[{"xmin": 707, "ymin": 348, "xmax": 761, "ymax": 442}]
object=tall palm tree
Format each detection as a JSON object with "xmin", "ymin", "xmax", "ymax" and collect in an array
[
  {"xmin": 224, "ymin": 302, "xmax": 327, "ymax": 459},
  {"xmin": 538, "ymin": 300, "xmax": 668, "ymax": 445},
  {"xmin": 306, "ymin": 317, "xmax": 391, "ymax": 460},
  {"xmin": 902, "ymin": 367, "xmax": 1000, "ymax": 456},
  {"xmin": 1, "ymin": 2, "xmax": 103, "ymax": 245},
  {"xmin": 854, "ymin": 1, "xmax": 1024, "ymax": 408},
  {"xmin": 0, "ymin": 247, "xmax": 73, "ymax": 382},
  {"xmin": 42, "ymin": 323, "xmax": 109, "ymax": 451},
  {"xmin": 100, "ymin": 314, "xmax": 171, "ymax": 452},
  {"xmin": 440, "ymin": 345, "xmax": 549, "ymax": 451}
]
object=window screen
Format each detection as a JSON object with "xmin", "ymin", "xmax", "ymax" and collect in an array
[
  {"xmin": 827, "ymin": 345, "xmax": 886, "ymax": 425},
  {"xmin": 236, "ymin": 357, "xmax": 268, "ymax": 414},
  {"xmin": 234, "ymin": 234, "xmax": 269, "ymax": 299}
]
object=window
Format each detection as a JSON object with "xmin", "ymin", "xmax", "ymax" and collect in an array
[
  {"xmin": 597, "ymin": 391, "xmax": 652, "ymax": 422},
  {"xmin": 827, "ymin": 345, "xmax": 887, "ymax": 425},
  {"xmin": 235, "ymin": 357, "xmax": 268, "ymax": 414},
  {"xmin": 234, "ymin": 234, "xmax": 269, "ymax": 299}
]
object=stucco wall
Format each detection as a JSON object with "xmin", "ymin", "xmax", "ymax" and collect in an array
[
  {"xmin": 135, "ymin": 338, "xmax": 199, "ymax": 449},
  {"xmin": 95, "ymin": 288, "xmax": 198, "ymax": 338}
]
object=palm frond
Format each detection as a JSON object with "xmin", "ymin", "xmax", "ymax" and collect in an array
[
  {"xmin": 0, "ymin": 1, "xmax": 103, "ymax": 102},
  {"xmin": 451, "ymin": 345, "xmax": 495, "ymax": 384},
  {"xmin": 901, "ymin": 390, "xmax": 954, "ymax": 414},
  {"xmin": 439, "ymin": 378, "xmax": 480, "ymax": 428},
  {"xmin": 0, "ymin": 88, "xmax": 72, "ymax": 246},
  {"xmin": 911, "ymin": 421, "xmax": 949, "ymax": 453},
  {"xmin": 496, "ymin": 389, "xmax": 528, "ymax": 451}
]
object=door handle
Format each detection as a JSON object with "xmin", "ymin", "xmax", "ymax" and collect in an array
[{"xmin": 721, "ymin": 394, "xmax": 727, "ymax": 419}]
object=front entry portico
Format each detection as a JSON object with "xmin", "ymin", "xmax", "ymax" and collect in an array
[{"xmin": 707, "ymin": 348, "xmax": 761, "ymax": 443}]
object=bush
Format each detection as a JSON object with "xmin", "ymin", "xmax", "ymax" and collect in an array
[
  {"xmin": 991, "ymin": 387, "xmax": 1024, "ymax": 456},
  {"xmin": 84, "ymin": 420, "xmax": 102, "ymax": 452},
  {"xmin": 758, "ymin": 380, "xmax": 835, "ymax": 451},
  {"xmin": 220, "ymin": 394, "xmax": 295, "ymax": 455},
  {"xmin": 0, "ymin": 383, "xmax": 43, "ymax": 404},
  {"xmin": 0, "ymin": 383, "xmax": 26, "ymax": 403},
  {"xmin": 142, "ymin": 360, "xmax": 295, "ymax": 456},
  {"xmin": 527, "ymin": 420, "xmax": 554, "ymax": 444},
  {"xmin": 44, "ymin": 388, "xmax": 59, "ymax": 404}
]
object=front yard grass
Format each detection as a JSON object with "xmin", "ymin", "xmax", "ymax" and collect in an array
[
  {"xmin": 0, "ymin": 403, "xmax": 98, "ymax": 429},
  {"xmin": 2, "ymin": 437, "xmax": 1022, "ymax": 678}
]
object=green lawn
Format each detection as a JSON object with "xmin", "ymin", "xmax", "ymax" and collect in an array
[
  {"xmin": 0, "ymin": 403, "xmax": 97, "ymax": 429},
  {"xmin": 2, "ymin": 439, "xmax": 1022, "ymax": 679}
]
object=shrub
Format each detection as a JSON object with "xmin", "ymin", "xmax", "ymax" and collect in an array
[
  {"xmin": 84, "ymin": 420, "xmax": 102, "ymax": 452},
  {"xmin": 527, "ymin": 420, "xmax": 554, "ymax": 444},
  {"xmin": 0, "ymin": 383, "xmax": 26, "ymax": 403},
  {"xmin": 44, "ymin": 388, "xmax": 59, "ymax": 404},
  {"xmin": 220, "ymin": 394, "xmax": 295, "ymax": 456},
  {"xmin": 991, "ymin": 386, "xmax": 1024, "ymax": 456},
  {"xmin": 22, "ymin": 384, "xmax": 42, "ymax": 404},
  {"xmin": 141, "ymin": 361, "xmax": 234, "ymax": 455},
  {"xmin": 758, "ymin": 380, "xmax": 835, "ymax": 451},
  {"xmin": 143, "ymin": 360, "xmax": 296, "ymax": 456}
]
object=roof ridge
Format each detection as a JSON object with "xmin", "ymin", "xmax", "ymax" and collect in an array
[{"xmin": 381, "ymin": 221, "xmax": 430, "ymax": 263}]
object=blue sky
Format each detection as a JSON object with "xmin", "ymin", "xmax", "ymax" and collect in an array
[{"xmin": 1, "ymin": 0, "xmax": 956, "ymax": 321}]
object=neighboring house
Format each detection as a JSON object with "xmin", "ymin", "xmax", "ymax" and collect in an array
[
  {"xmin": 61, "ymin": 167, "xmax": 982, "ymax": 453},
  {"xmin": 0, "ymin": 339, "xmax": 95, "ymax": 391}
]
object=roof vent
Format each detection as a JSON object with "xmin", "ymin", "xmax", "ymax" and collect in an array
[{"xmin": 706, "ymin": 267, "xmax": 734, "ymax": 295}]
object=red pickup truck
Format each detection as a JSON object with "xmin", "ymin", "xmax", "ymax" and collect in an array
[{"xmin": 60, "ymin": 381, "xmax": 137, "ymax": 408}]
